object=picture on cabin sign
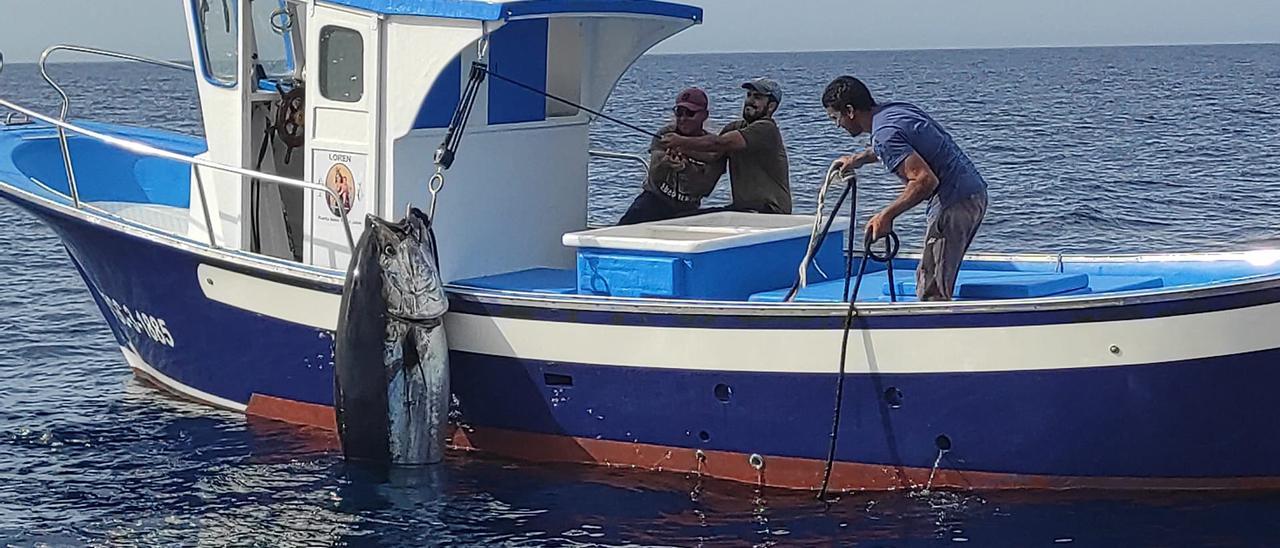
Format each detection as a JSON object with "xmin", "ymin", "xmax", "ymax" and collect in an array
[
  {"xmin": 312, "ymin": 149, "xmax": 367, "ymax": 225},
  {"xmin": 325, "ymin": 163, "xmax": 355, "ymax": 216}
]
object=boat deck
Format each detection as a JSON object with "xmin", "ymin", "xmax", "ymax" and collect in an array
[{"xmin": 450, "ymin": 258, "xmax": 1280, "ymax": 303}]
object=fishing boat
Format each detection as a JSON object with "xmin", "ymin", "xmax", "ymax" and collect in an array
[{"xmin": 3, "ymin": 0, "xmax": 1280, "ymax": 492}]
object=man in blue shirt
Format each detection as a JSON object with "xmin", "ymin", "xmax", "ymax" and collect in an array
[{"xmin": 823, "ymin": 76, "xmax": 988, "ymax": 301}]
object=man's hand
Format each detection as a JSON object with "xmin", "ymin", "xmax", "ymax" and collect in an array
[
  {"xmin": 659, "ymin": 133, "xmax": 685, "ymax": 151},
  {"xmin": 865, "ymin": 211, "xmax": 895, "ymax": 244},
  {"xmin": 834, "ymin": 148, "xmax": 877, "ymax": 174},
  {"xmin": 663, "ymin": 150, "xmax": 688, "ymax": 171}
]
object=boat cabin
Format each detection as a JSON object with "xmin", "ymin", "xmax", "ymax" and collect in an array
[{"xmin": 184, "ymin": 0, "xmax": 732, "ymax": 279}]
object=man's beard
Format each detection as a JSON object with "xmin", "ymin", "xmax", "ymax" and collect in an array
[{"xmin": 742, "ymin": 105, "xmax": 764, "ymax": 123}]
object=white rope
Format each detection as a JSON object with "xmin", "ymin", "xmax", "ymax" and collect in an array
[{"xmin": 797, "ymin": 162, "xmax": 854, "ymax": 289}]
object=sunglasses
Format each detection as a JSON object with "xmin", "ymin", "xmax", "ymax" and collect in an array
[{"xmin": 674, "ymin": 106, "xmax": 702, "ymax": 117}]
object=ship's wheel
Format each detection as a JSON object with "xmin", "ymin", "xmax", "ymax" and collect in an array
[{"xmin": 275, "ymin": 85, "xmax": 306, "ymax": 162}]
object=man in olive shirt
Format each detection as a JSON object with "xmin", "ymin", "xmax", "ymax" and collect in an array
[{"xmin": 660, "ymin": 78, "xmax": 792, "ymax": 214}]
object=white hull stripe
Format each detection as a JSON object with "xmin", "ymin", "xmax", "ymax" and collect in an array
[
  {"xmin": 197, "ymin": 264, "xmax": 341, "ymax": 331},
  {"xmin": 445, "ymin": 298, "xmax": 1280, "ymax": 374},
  {"xmin": 186, "ymin": 259, "xmax": 1280, "ymax": 374},
  {"xmin": 121, "ymin": 345, "xmax": 248, "ymax": 412}
]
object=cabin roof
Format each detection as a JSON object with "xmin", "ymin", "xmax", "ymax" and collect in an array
[{"xmin": 323, "ymin": 0, "xmax": 703, "ymax": 22}]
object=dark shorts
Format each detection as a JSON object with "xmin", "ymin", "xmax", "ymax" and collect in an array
[
  {"xmin": 617, "ymin": 190, "xmax": 699, "ymax": 225},
  {"xmin": 917, "ymin": 190, "xmax": 988, "ymax": 301}
]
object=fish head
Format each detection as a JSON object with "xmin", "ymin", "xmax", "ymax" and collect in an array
[{"xmin": 369, "ymin": 208, "xmax": 448, "ymax": 321}]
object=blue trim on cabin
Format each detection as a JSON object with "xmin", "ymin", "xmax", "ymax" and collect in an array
[
  {"xmin": 413, "ymin": 56, "xmax": 463, "ymax": 129},
  {"xmin": 487, "ymin": 19, "xmax": 549, "ymax": 125},
  {"xmin": 322, "ymin": 0, "xmax": 702, "ymax": 21}
]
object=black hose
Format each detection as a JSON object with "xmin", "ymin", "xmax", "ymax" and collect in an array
[{"xmin": 818, "ymin": 230, "xmax": 898, "ymax": 499}]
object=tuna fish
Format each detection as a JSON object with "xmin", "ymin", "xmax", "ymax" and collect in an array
[{"xmin": 334, "ymin": 208, "xmax": 449, "ymax": 465}]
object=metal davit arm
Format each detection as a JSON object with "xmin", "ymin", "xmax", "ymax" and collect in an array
[
  {"xmin": 37, "ymin": 45, "xmax": 195, "ymax": 210},
  {"xmin": 0, "ymin": 97, "xmax": 358, "ymax": 254}
]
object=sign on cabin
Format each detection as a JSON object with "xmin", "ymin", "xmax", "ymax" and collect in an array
[{"xmin": 312, "ymin": 149, "xmax": 368, "ymax": 246}]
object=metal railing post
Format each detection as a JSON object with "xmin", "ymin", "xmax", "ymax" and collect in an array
[
  {"xmin": 192, "ymin": 167, "xmax": 219, "ymax": 248},
  {"xmin": 37, "ymin": 45, "xmax": 195, "ymax": 210}
]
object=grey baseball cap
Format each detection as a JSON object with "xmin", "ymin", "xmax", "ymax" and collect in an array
[{"xmin": 741, "ymin": 77, "xmax": 782, "ymax": 103}]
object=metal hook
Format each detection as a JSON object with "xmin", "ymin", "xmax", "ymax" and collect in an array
[
  {"xmin": 428, "ymin": 170, "xmax": 446, "ymax": 221},
  {"xmin": 269, "ymin": 8, "xmax": 293, "ymax": 34}
]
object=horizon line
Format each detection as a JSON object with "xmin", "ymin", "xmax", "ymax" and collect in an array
[
  {"xmin": 3, "ymin": 40, "xmax": 1275, "ymax": 65},
  {"xmin": 650, "ymin": 40, "xmax": 1279, "ymax": 57}
]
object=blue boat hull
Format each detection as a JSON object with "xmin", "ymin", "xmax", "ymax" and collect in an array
[{"xmin": 7, "ymin": 184, "xmax": 1280, "ymax": 490}]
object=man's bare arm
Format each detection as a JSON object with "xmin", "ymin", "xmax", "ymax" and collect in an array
[
  {"xmin": 660, "ymin": 131, "xmax": 747, "ymax": 154},
  {"xmin": 865, "ymin": 151, "xmax": 940, "ymax": 241},
  {"xmin": 883, "ymin": 152, "xmax": 938, "ymax": 219}
]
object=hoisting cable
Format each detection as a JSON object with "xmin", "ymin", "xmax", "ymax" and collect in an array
[
  {"xmin": 434, "ymin": 62, "xmax": 487, "ymax": 172},
  {"xmin": 473, "ymin": 63, "xmax": 706, "ymax": 167},
  {"xmin": 428, "ymin": 56, "xmax": 488, "ymax": 221},
  {"xmin": 478, "ymin": 64, "xmax": 659, "ymax": 139},
  {"xmin": 817, "ymin": 227, "xmax": 899, "ymax": 499}
]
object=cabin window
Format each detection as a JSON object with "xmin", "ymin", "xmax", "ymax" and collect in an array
[
  {"xmin": 195, "ymin": 0, "xmax": 239, "ymax": 86},
  {"xmin": 319, "ymin": 26, "xmax": 364, "ymax": 103},
  {"xmin": 250, "ymin": 0, "xmax": 294, "ymax": 78}
]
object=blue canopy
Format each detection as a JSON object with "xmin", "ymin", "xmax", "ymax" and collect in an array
[{"xmin": 324, "ymin": 0, "xmax": 703, "ymax": 22}]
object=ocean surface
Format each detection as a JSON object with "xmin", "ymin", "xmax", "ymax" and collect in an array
[{"xmin": 2, "ymin": 44, "xmax": 1280, "ymax": 546}]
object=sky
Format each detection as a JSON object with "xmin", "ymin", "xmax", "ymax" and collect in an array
[{"xmin": 0, "ymin": 0, "xmax": 1276, "ymax": 63}]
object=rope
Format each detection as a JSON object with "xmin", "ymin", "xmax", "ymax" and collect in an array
[
  {"xmin": 478, "ymin": 63, "xmax": 660, "ymax": 139},
  {"xmin": 434, "ymin": 62, "xmax": 488, "ymax": 170},
  {"xmin": 786, "ymin": 163, "xmax": 855, "ymax": 301},
  {"xmin": 818, "ymin": 230, "xmax": 899, "ymax": 499}
]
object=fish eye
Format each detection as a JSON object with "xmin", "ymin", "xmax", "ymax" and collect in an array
[{"xmin": 383, "ymin": 244, "xmax": 396, "ymax": 256}]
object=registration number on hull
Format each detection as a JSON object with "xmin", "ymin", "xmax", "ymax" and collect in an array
[{"xmin": 102, "ymin": 294, "xmax": 175, "ymax": 348}]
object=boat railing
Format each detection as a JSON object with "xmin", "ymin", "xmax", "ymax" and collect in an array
[
  {"xmin": 589, "ymin": 149, "xmax": 649, "ymax": 171},
  {"xmin": 0, "ymin": 51, "xmax": 356, "ymax": 252},
  {"xmin": 2, "ymin": 112, "xmax": 29, "ymax": 126},
  {"xmin": 39, "ymin": 45, "xmax": 194, "ymax": 210}
]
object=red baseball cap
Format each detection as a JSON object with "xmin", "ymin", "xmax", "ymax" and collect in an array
[{"xmin": 675, "ymin": 87, "xmax": 708, "ymax": 113}]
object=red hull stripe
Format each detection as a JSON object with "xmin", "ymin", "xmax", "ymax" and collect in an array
[
  {"xmin": 449, "ymin": 426, "xmax": 1280, "ymax": 492},
  {"xmin": 152, "ymin": 383, "xmax": 1280, "ymax": 492},
  {"xmin": 246, "ymin": 394, "xmax": 337, "ymax": 431}
]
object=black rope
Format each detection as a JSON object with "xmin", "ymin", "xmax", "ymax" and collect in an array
[
  {"xmin": 435, "ymin": 62, "xmax": 488, "ymax": 170},
  {"xmin": 435, "ymin": 61, "xmax": 709, "ymax": 177},
  {"xmin": 250, "ymin": 108, "xmax": 275, "ymax": 253},
  {"xmin": 818, "ymin": 229, "xmax": 899, "ymax": 499},
  {"xmin": 478, "ymin": 63, "xmax": 660, "ymax": 139}
]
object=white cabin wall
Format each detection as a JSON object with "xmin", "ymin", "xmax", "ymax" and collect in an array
[
  {"xmin": 580, "ymin": 18, "xmax": 694, "ymax": 113},
  {"xmin": 389, "ymin": 121, "xmax": 589, "ymax": 283}
]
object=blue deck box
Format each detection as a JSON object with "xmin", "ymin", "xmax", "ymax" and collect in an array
[{"xmin": 563, "ymin": 212, "xmax": 849, "ymax": 300}]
